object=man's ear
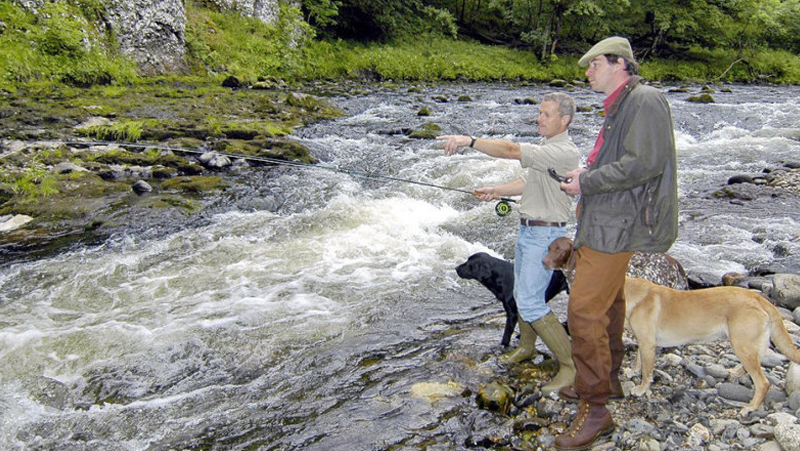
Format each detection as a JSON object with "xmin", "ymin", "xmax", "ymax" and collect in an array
[{"xmin": 561, "ymin": 115, "xmax": 571, "ymax": 129}]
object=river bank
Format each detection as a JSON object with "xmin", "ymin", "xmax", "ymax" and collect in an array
[{"xmin": 1, "ymin": 81, "xmax": 800, "ymax": 451}]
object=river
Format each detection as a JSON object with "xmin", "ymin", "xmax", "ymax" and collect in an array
[{"xmin": 0, "ymin": 83, "xmax": 799, "ymax": 450}]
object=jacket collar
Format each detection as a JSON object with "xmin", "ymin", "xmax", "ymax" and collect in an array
[{"xmin": 606, "ymin": 75, "xmax": 642, "ymax": 117}]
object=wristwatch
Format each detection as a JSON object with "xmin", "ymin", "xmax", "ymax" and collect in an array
[{"xmin": 469, "ymin": 136, "xmax": 477, "ymax": 148}]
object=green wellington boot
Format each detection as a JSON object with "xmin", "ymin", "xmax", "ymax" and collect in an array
[
  {"xmin": 501, "ymin": 319, "xmax": 538, "ymax": 364},
  {"xmin": 532, "ymin": 311, "xmax": 576, "ymax": 395}
]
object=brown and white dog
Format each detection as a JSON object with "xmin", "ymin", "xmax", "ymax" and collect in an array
[
  {"xmin": 542, "ymin": 237, "xmax": 688, "ymax": 290},
  {"xmin": 624, "ymin": 277, "xmax": 800, "ymax": 416}
]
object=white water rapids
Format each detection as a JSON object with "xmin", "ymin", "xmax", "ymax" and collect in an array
[{"xmin": 0, "ymin": 83, "xmax": 799, "ymax": 450}]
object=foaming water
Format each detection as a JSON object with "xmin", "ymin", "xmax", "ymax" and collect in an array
[{"xmin": 1, "ymin": 83, "xmax": 799, "ymax": 449}]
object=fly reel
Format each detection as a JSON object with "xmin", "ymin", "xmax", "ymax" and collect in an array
[{"xmin": 495, "ymin": 200, "xmax": 512, "ymax": 217}]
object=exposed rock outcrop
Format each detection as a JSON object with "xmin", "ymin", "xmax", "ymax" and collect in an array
[
  {"xmin": 13, "ymin": 0, "xmax": 287, "ymax": 74},
  {"xmin": 207, "ymin": 0, "xmax": 281, "ymax": 25},
  {"xmin": 103, "ymin": 0, "xmax": 187, "ymax": 74}
]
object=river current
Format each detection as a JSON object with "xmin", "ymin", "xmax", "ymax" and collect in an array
[{"xmin": 1, "ymin": 83, "xmax": 799, "ymax": 450}]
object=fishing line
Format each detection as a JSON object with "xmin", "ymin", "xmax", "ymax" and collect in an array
[{"xmin": 63, "ymin": 140, "xmax": 519, "ymax": 216}]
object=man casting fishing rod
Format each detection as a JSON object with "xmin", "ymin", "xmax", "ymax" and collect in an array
[{"xmin": 436, "ymin": 92, "xmax": 580, "ymax": 395}]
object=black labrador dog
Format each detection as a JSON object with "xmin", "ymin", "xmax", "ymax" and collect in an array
[{"xmin": 456, "ymin": 252, "xmax": 569, "ymax": 346}]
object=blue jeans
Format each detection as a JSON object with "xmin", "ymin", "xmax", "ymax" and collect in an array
[{"xmin": 514, "ymin": 225, "xmax": 567, "ymax": 322}]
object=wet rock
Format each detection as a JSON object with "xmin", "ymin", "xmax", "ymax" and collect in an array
[
  {"xmin": 132, "ymin": 180, "xmax": 153, "ymax": 194},
  {"xmin": 75, "ymin": 116, "xmax": 113, "ymax": 130},
  {"xmin": 625, "ymin": 418, "xmax": 658, "ymax": 436},
  {"xmin": 751, "ymin": 422, "xmax": 776, "ymax": 438},
  {"xmin": 410, "ymin": 381, "xmax": 464, "ymax": 402},
  {"xmin": 636, "ymin": 437, "xmax": 660, "ymax": 451},
  {"xmin": 773, "ymin": 274, "xmax": 800, "ymax": 309},
  {"xmin": 23, "ymin": 376, "xmax": 70, "ymax": 410},
  {"xmin": 787, "ymin": 363, "xmax": 800, "ymax": 395},
  {"xmin": 728, "ymin": 174, "xmax": 754, "ymax": 184},
  {"xmin": 199, "ymin": 152, "xmax": 232, "ymax": 169},
  {"xmin": 723, "ymin": 272, "xmax": 748, "ymax": 286},
  {"xmin": 686, "ymin": 422, "xmax": 711, "ymax": 447},
  {"xmin": 775, "ymin": 421, "xmax": 800, "ymax": 451},
  {"xmin": 52, "ymin": 162, "xmax": 87, "ymax": 174},
  {"xmin": 0, "ymin": 214, "xmax": 34, "ymax": 232},
  {"xmin": 222, "ymin": 75, "xmax": 243, "ymax": 89},
  {"xmin": 760, "ymin": 441, "xmax": 784, "ymax": 451},
  {"xmin": 718, "ymin": 382, "xmax": 752, "ymax": 403},
  {"xmin": 688, "ymin": 93, "xmax": 716, "ymax": 103},
  {"xmin": 476, "ymin": 381, "xmax": 514, "ymax": 414}
]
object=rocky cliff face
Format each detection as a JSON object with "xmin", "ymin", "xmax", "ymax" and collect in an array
[
  {"xmin": 13, "ymin": 0, "xmax": 283, "ymax": 74},
  {"xmin": 104, "ymin": 0, "xmax": 187, "ymax": 74},
  {"xmin": 207, "ymin": 0, "xmax": 281, "ymax": 25}
]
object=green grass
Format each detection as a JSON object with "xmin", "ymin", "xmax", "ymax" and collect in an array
[{"xmin": 2, "ymin": 0, "xmax": 800, "ymax": 89}]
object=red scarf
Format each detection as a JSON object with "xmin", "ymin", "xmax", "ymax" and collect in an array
[{"xmin": 586, "ymin": 78, "xmax": 630, "ymax": 167}]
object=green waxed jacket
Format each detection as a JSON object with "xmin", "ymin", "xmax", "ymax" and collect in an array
[{"xmin": 574, "ymin": 77, "xmax": 679, "ymax": 254}]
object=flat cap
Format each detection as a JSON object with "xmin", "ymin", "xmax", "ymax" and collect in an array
[{"xmin": 578, "ymin": 36, "xmax": 634, "ymax": 67}]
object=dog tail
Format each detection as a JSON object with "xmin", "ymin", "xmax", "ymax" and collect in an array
[{"xmin": 764, "ymin": 295, "xmax": 800, "ymax": 364}]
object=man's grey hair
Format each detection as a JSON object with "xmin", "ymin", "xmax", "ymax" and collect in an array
[{"xmin": 543, "ymin": 92, "xmax": 576, "ymax": 125}]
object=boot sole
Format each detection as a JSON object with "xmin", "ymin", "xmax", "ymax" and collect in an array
[
  {"xmin": 554, "ymin": 424, "xmax": 615, "ymax": 451},
  {"xmin": 559, "ymin": 392, "xmax": 624, "ymax": 402}
]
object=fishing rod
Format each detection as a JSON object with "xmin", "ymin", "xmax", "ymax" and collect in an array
[{"xmin": 63, "ymin": 140, "xmax": 519, "ymax": 216}]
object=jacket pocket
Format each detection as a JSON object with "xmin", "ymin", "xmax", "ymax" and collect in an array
[{"xmin": 579, "ymin": 208, "xmax": 635, "ymax": 252}]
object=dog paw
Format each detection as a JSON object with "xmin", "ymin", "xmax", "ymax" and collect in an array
[
  {"xmin": 738, "ymin": 406, "xmax": 755, "ymax": 417},
  {"xmin": 728, "ymin": 364, "xmax": 746, "ymax": 378},
  {"xmin": 631, "ymin": 385, "xmax": 650, "ymax": 397},
  {"xmin": 623, "ymin": 368, "xmax": 638, "ymax": 379}
]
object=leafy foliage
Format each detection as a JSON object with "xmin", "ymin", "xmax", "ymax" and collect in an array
[{"xmin": 0, "ymin": 1, "xmax": 136, "ymax": 86}]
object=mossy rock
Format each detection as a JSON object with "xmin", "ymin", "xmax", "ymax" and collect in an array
[
  {"xmin": 669, "ymin": 87, "xmax": 690, "ymax": 93},
  {"xmin": 476, "ymin": 381, "xmax": 514, "ymax": 414},
  {"xmin": 549, "ymin": 79, "xmax": 569, "ymax": 87},
  {"xmin": 515, "ymin": 98, "xmax": 538, "ymax": 105},
  {"xmin": 152, "ymin": 166, "xmax": 178, "ymax": 179},
  {"xmin": 432, "ymin": 95, "xmax": 449, "ymax": 103},
  {"xmin": 91, "ymin": 149, "xmax": 152, "ymax": 166},
  {"xmin": 143, "ymin": 195, "xmax": 199, "ymax": 212},
  {"xmin": 409, "ymin": 129, "xmax": 438, "ymax": 140},
  {"xmin": 421, "ymin": 122, "xmax": 442, "ymax": 131},
  {"xmin": 417, "ymin": 106, "xmax": 432, "ymax": 116},
  {"xmin": 688, "ymin": 93, "xmax": 715, "ymax": 103},
  {"xmin": 458, "ymin": 95, "xmax": 473, "ymax": 102},
  {"xmin": 1, "ymin": 172, "xmax": 129, "ymax": 221},
  {"xmin": 576, "ymin": 105, "xmax": 593, "ymax": 113},
  {"xmin": 161, "ymin": 176, "xmax": 227, "ymax": 193}
]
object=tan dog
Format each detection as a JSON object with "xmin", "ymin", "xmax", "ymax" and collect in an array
[
  {"xmin": 624, "ymin": 277, "xmax": 800, "ymax": 416},
  {"xmin": 542, "ymin": 237, "xmax": 688, "ymax": 290}
]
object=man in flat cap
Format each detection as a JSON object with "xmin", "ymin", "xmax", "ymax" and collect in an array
[{"xmin": 553, "ymin": 36, "xmax": 679, "ymax": 450}]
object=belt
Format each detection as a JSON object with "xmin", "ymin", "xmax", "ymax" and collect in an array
[{"xmin": 520, "ymin": 218, "xmax": 566, "ymax": 227}]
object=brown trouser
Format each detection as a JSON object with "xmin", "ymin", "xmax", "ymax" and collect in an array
[{"xmin": 568, "ymin": 245, "xmax": 633, "ymax": 405}]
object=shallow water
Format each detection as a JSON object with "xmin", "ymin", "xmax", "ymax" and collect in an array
[{"xmin": 0, "ymin": 83, "xmax": 799, "ymax": 450}]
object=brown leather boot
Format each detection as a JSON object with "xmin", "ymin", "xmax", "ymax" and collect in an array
[
  {"xmin": 555, "ymin": 400, "xmax": 615, "ymax": 450},
  {"xmin": 558, "ymin": 380, "xmax": 624, "ymax": 402}
]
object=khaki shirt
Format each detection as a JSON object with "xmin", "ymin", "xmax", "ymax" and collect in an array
[{"xmin": 518, "ymin": 131, "xmax": 580, "ymax": 223}]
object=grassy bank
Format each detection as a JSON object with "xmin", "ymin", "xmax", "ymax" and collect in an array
[
  {"xmin": 293, "ymin": 38, "xmax": 800, "ymax": 85},
  {"xmin": 2, "ymin": 1, "xmax": 800, "ymax": 89}
]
